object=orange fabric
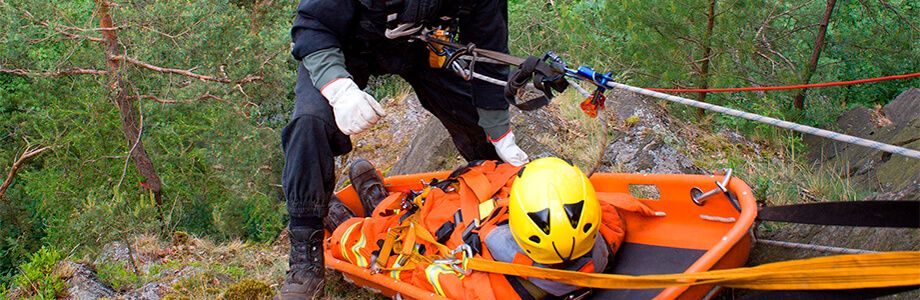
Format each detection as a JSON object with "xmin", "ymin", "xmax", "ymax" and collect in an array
[
  {"xmin": 329, "ymin": 161, "xmax": 626, "ymax": 300},
  {"xmin": 371, "ymin": 191, "xmax": 408, "ymax": 217},
  {"xmin": 598, "ymin": 200, "xmax": 627, "ymax": 255},
  {"xmin": 596, "ymin": 192, "xmax": 659, "ymax": 217}
]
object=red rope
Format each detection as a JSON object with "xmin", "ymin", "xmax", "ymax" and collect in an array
[{"xmin": 647, "ymin": 72, "xmax": 920, "ymax": 93}]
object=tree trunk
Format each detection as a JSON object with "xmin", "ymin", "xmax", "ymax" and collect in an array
[
  {"xmin": 697, "ymin": 0, "xmax": 717, "ymax": 117},
  {"xmin": 793, "ymin": 0, "xmax": 837, "ymax": 110},
  {"xmin": 96, "ymin": 0, "xmax": 163, "ymax": 206}
]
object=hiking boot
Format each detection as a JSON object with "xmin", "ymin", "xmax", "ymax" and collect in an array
[
  {"xmin": 275, "ymin": 227, "xmax": 325, "ymax": 300},
  {"xmin": 324, "ymin": 195, "xmax": 355, "ymax": 233},
  {"xmin": 348, "ymin": 159, "xmax": 388, "ymax": 217}
]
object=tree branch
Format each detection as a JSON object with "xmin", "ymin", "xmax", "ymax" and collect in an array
[
  {"xmin": 0, "ymin": 146, "xmax": 51, "ymax": 200},
  {"xmin": 112, "ymin": 55, "xmax": 261, "ymax": 84},
  {"xmin": 754, "ymin": 0, "xmax": 818, "ymax": 41},
  {"xmin": 0, "ymin": 67, "xmax": 108, "ymax": 77},
  {"xmin": 128, "ymin": 92, "xmax": 226, "ymax": 104},
  {"xmin": 876, "ymin": 0, "xmax": 920, "ymax": 32},
  {"xmin": 35, "ymin": 21, "xmax": 106, "ymax": 43}
]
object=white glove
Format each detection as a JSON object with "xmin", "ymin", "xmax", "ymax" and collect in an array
[
  {"xmin": 321, "ymin": 78, "xmax": 386, "ymax": 135},
  {"xmin": 491, "ymin": 130, "xmax": 529, "ymax": 166}
]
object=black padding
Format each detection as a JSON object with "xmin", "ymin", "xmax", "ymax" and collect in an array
[
  {"xmin": 435, "ymin": 221, "xmax": 455, "ymax": 244},
  {"xmin": 758, "ymin": 201, "xmax": 920, "ymax": 228},
  {"xmin": 588, "ymin": 242, "xmax": 706, "ymax": 299}
]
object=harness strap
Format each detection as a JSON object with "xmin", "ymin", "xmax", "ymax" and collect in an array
[
  {"xmin": 757, "ymin": 201, "xmax": 920, "ymax": 228},
  {"xmin": 424, "ymin": 36, "xmax": 526, "ymax": 66},
  {"xmin": 467, "ymin": 251, "xmax": 920, "ymax": 290}
]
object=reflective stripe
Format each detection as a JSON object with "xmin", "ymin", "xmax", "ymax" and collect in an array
[
  {"xmin": 390, "ymin": 253, "xmax": 408, "ymax": 279},
  {"xmin": 425, "ymin": 264, "xmax": 457, "ymax": 297},
  {"xmin": 340, "ymin": 220, "xmax": 369, "ymax": 268}
]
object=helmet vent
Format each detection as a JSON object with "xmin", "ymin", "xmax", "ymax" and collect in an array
[
  {"xmin": 563, "ymin": 200, "xmax": 585, "ymax": 229},
  {"xmin": 527, "ymin": 209, "xmax": 551, "ymax": 234},
  {"xmin": 529, "ymin": 235, "xmax": 540, "ymax": 243},
  {"xmin": 583, "ymin": 223, "xmax": 593, "ymax": 233}
]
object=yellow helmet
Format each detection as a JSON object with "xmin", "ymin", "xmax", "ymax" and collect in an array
[{"xmin": 508, "ymin": 157, "xmax": 601, "ymax": 265}]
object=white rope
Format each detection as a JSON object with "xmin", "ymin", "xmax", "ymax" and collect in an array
[
  {"xmin": 756, "ymin": 239, "xmax": 880, "ymax": 255},
  {"xmin": 601, "ymin": 81, "xmax": 920, "ymax": 160},
  {"xmin": 454, "ymin": 58, "xmax": 920, "ymax": 160}
]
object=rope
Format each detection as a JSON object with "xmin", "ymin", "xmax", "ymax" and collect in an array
[
  {"xmin": 756, "ymin": 239, "xmax": 880, "ymax": 255},
  {"xmin": 437, "ymin": 41, "xmax": 920, "ymax": 159},
  {"xmin": 647, "ymin": 73, "xmax": 920, "ymax": 92},
  {"xmin": 598, "ymin": 80, "xmax": 920, "ymax": 159}
]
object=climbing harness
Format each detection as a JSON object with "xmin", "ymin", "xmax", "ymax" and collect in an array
[{"xmin": 417, "ymin": 30, "xmax": 567, "ymax": 111}]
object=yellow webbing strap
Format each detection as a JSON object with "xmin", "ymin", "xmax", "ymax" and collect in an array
[
  {"xmin": 468, "ymin": 251, "xmax": 920, "ymax": 290},
  {"xmin": 372, "ymin": 186, "xmax": 917, "ymax": 291},
  {"xmin": 375, "ymin": 186, "xmax": 457, "ymax": 273}
]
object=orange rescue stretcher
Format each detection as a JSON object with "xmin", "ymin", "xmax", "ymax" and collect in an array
[{"xmin": 325, "ymin": 170, "xmax": 756, "ymax": 300}]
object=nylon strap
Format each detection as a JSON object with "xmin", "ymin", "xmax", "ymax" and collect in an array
[
  {"xmin": 757, "ymin": 201, "xmax": 920, "ymax": 228},
  {"xmin": 371, "ymin": 186, "xmax": 919, "ymax": 291},
  {"xmin": 377, "ymin": 222, "xmax": 408, "ymax": 269},
  {"xmin": 423, "ymin": 37, "xmax": 526, "ymax": 66},
  {"xmin": 458, "ymin": 169, "xmax": 491, "ymax": 223},
  {"xmin": 375, "ymin": 189, "xmax": 467, "ymax": 272},
  {"xmin": 466, "ymin": 252, "xmax": 920, "ymax": 290}
]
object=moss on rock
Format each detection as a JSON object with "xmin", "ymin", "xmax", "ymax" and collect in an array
[{"xmin": 219, "ymin": 279, "xmax": 273, "ymax": 300}]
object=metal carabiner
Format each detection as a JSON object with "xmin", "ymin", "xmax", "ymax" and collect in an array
[
  {"xmin": 385, "ymin": 23, "xmax": 424, "ymax": 39},
  {"xmin": 432, "ymin": 244, "xmax": 473, "ymax": 275},
  {"xmin": 450, "ymin": 244, "xmax": 473, "ymax": 258}
]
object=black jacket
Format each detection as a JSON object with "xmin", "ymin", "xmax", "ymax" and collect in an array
[{"xmin": 291, "ymin": 0, "xmax": 511, "ymax": 110}]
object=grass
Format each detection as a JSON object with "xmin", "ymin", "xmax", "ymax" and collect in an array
[{"xmin": 526, "ymin": 89, "xmax": 612, "ymax": 172}]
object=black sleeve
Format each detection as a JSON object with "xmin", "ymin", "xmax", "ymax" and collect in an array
[
  {"xmin": 291, "ymin": 0, "xmax": 357, "ymax": 60},
  {"xmin": 459, "ymin": 0, "xmax": 511, "ymax": 110}
]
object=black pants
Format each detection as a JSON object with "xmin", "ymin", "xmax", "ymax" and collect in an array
[{"xmin": 281, "ymin": 63, "xmax": 500, "ymax": 219}]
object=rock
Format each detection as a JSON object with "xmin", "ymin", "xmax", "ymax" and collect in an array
[
  {"xmin": 160, "ymin": 266, "xmax": 205, "ymax": 285},
  {"xmin": 95, "ymin": 241, "xmax": 131, "ymax": 265},
  {"xmin": 389, "ymin": 88, "xmax": 703, "ymax": 175},
  {"xmin": 597, "ymin": 130, "xmax": 704, "ymax": 174},
  {"xmin": 882, "ymin": 88, "xmax": 920, "ymax": 124},
  {"xmin": 389, "ymin": 106, "xmax": 559, "ymax": 175},
  {"xmin": 805, "ymin": 88, "xmax": 920, "ymax": 192},
  {"xmin": 595, "ymin": 90, "xmax": 703, "ymax": 174},
  {"xmin": 388, "ymin": 118, "xmax": 461, "ymax": 175},
  {"xmin": 57, "ymin": 261, "xmax": 117, "ymax": 300},
  {"xmin": 122, "ymin": 282, "xmax": 175, "ymax": 300}
]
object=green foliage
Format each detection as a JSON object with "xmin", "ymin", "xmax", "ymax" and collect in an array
[
  {"xmin": 1, "ymin": 0, "xmax": 292, "ymax": 280},
  {"xmin": 7, "ymin": 246, "xmax": 66, "ymax": 299},
  {"xmin": 95, "ymin": 260, "xmax": 140, "ymax": 291}
]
